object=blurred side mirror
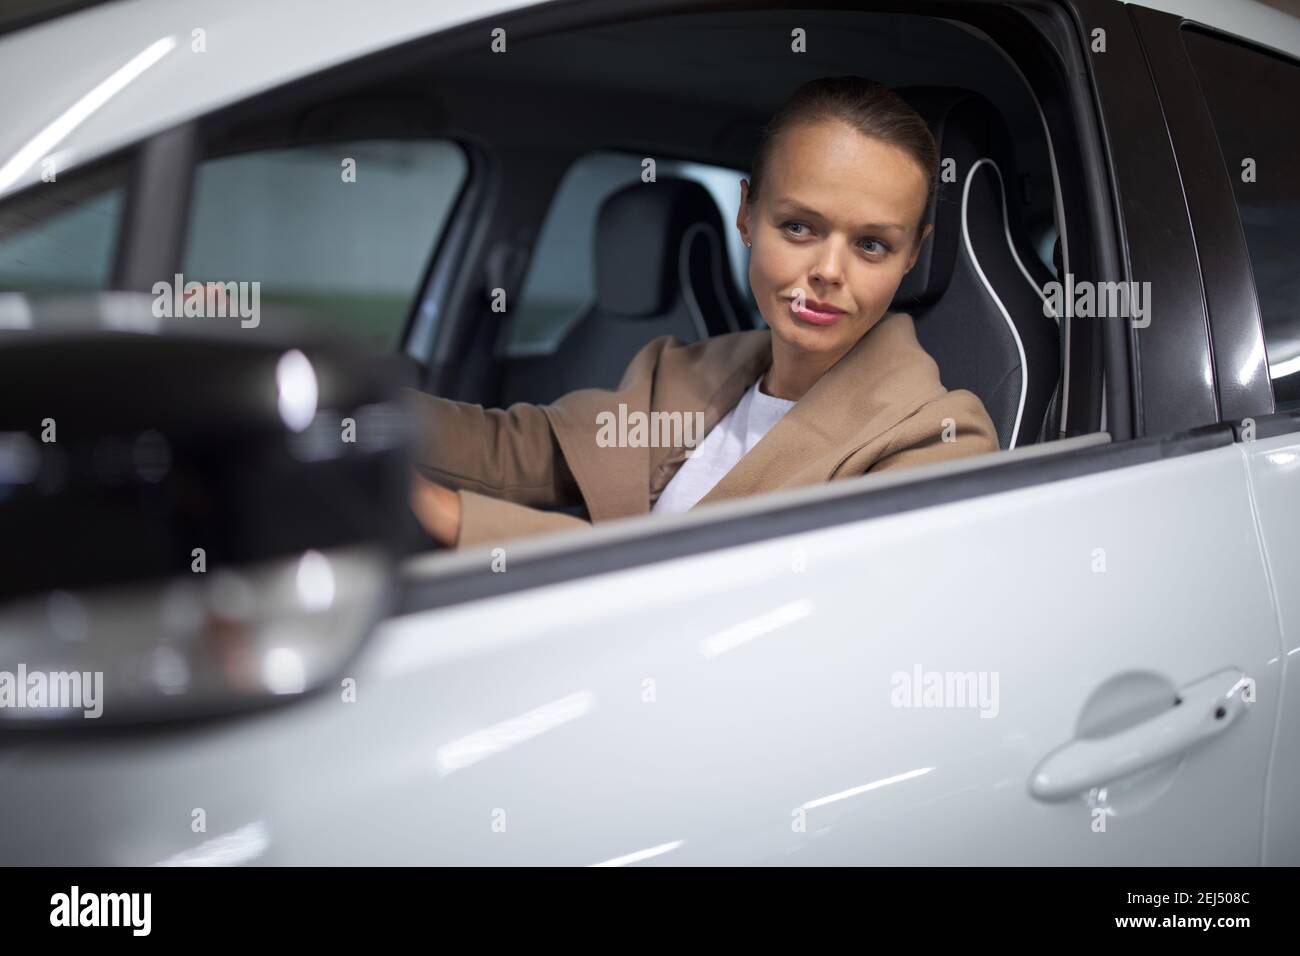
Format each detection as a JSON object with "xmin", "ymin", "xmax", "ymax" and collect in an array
[{"xmin": 0, "ymin": 300, "xmax": 411, "ymax": 727}]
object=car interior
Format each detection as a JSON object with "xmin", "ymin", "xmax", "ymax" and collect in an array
[
  {"xmin": 422, "ymin": 10, "xmax": 1076, "ymax": 447},
  {"xmin": 184, "ymin": 7, "xmax": 1099, "ymax": 457}
]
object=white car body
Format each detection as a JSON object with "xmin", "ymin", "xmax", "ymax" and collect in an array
[{"xmin": 0, "ymin": 0, "xmax": 1297, "ymax": 865}]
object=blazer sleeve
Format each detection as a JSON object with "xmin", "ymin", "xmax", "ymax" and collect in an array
[
  {"xmin": 402, "ymin": 389, "xmax": 590, "ymax": 547},
  {"xmin": 866, "ymin": 388, "xmax": 1000, "ymax": 476},
  {"xmin": 402, "ymin": 333, "xmax": 681, "ymax": 549},
  {"xmin": 455, "ymin": 489, "xmax": 591, "ymax": 548}
]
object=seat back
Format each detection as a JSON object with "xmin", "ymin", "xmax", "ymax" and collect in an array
[
  {"xmin": 892, "ymin": 87, "xmax": 1061, "ymax": 448},
  {"xmin": 499, "ymin": 177, "xmax": 744, "ymax": 405}
]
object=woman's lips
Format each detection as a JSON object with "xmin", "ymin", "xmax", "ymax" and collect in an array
[{"xmin": 789, "ymin": 298, "xmax": 846, "ymax": 325}]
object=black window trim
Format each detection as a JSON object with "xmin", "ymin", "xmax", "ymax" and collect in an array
[
  {"xmin": 404, "ymin": 137, "xmax": 495, "ymax": 388},
  {"xmin": 111, "ymin": 123, "xmax": 196, "ymax": 293},
  {"xmin": 1068, "ymin": 0, "xmax": 1219, "ymax": 439},
  {"xmin": 1130, "ymin": 7, "xmax": 1275, "ymax": 424},
  {"xmin": 1235, "ymin": 408, "xmax": 1300, "ymax": 441}
]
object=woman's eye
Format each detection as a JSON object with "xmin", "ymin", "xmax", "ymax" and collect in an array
[
  {"xmin": 859, "ymin": 238, "xmax": 888, "ymax": 255},
  {"xmin": 781, "ymin": 221, "xmax": 810, "ymax": 237}
]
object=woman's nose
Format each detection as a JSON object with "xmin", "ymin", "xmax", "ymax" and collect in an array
[{"xmin": 810, "ymin": 237, "xmax": 847, "ymax": 284}]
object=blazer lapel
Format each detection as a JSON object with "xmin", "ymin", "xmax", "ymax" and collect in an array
[
  {"xmin": 695, "ymin": 312, "xmax": 940, "ymax": 507},
  {"xmin": 539, "ymin": 312, "xmax": 938, "ymax": 521},
  {"xmin": 542, "ymin": 330, "xmax": 771, "ymax": 522},
  {"xmin": 646, "ymin": 330, "xmax": 772, "ymax": 497}
]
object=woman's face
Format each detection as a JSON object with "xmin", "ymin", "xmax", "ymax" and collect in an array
[{"xmin": 737, "ymin": 118, "xmax": 933, "ymax": 362}]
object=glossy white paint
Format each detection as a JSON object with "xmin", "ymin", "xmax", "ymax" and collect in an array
[
  {"xmin": 1, "ymin": 442, "xmax": 1288, "ymax": 864},
  {"xmin": 1239, "ymin": 430, "xmax": 1300, "ymax": 865}
]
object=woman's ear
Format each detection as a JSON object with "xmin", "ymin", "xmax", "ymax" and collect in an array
[
  {"xmin": 905, "ymin": 222, "xmax": 934, "ymax": 272},
  {"xmin": 736, "ymin": 178, "xmax": 752, "ymax": 247}
]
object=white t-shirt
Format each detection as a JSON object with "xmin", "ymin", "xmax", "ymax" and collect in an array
[{"xmin": 651, "ymin": 376, "xmax": 796, "ymax": 515}]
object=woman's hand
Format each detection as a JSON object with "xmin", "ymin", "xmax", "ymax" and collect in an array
[{"xmin": 410, "ymin": 471, "xmax": 461, "ymax": 547}]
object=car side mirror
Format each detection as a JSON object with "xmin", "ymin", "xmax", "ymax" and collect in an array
[{"xmin": 0, "ymin": 300, "xmax": 411, "ymax": 727}]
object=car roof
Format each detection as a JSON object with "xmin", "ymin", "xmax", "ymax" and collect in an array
[
  {"xmin": 0, "ymin": 0, "xmax": 1297, "ymax": 203},
  {"xmin": 0, "ymin": 0, "xmax": 535, "ymax": 201}
]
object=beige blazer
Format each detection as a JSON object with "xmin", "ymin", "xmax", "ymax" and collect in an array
[{"xmin": 405, "ymin": 311, "xmax": 999, "ymax": 547}]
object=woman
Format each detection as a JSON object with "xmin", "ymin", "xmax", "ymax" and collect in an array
[{"xmin": 409, "ymin": 76, "xmax": 999, "ymax": 548}]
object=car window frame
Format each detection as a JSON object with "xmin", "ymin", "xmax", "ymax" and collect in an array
[
  {"xmin": 1129, "ymin": 6, "xmax": 1276, "ymax": 425},
  {"xmin": 1066, "ymin": 0, "xmax": 1220, "ymax": 438}
]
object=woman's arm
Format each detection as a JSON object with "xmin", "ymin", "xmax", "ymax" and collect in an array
[
  {"xmin": 403, "ymin": 389, "xmax": 592, "ymax": 548},
  {"xmin": 403, "ymin": 390, "xmax": 583, "ymax": 508},
  {"xmin": 410, "ymin": 470, "xmax": 593, "ymax": 548},
  {"xmin": 409, "ymin": 471, "xmax": 463, "ymax": 547},
  {"xmin": 402, "ymin": 333, "xmax": 682, "ymax": 548},
  {"xmin": 866, "ymin": 389, "xmax": 1000, "ymax": 476}
]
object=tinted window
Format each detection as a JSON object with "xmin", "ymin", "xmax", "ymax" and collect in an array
[
  {"xmin": 0, "ymin": 160, "xmax": 128, "ymax": 294},
  {"xmin": 1184, "ymin": 28, "xmax": 1300, "ymax": 410},
  {"xmin": 183, "ymin": 139, "xmax": 467, "ymax": 350}
]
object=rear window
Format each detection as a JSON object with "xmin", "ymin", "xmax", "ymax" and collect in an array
[
  {"xmin": 505, "ymin": 150, "xmax": 759, "ymax": 357},
  {"xmin": 0, "ymin": 159, "xmax": 129, "ymax": 295},
  {"xmin": 183, "ymin": 138, "xmax": 467, "ymax": 350}
]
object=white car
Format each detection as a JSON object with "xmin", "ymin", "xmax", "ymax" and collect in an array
[{"xmin": 0, "ymin": 0, "xmax": 1297, "ymax": 866}]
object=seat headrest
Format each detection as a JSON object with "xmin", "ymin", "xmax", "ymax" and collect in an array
[
  {"xmin": 593, "ymin": 177, "xmax": 728, "ymax": 317},
  {"xmin": 890, "ymin": 88, "xmax": 1013, "ymax": 309}
]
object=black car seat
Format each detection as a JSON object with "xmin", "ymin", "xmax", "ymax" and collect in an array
[
  {"xmin": 498, "ymin": 177, "xmax": 749, "ymax": 406},
  {"xmin": 892, "ymin": 87, "xmax": 1062, "ymax": 449}
]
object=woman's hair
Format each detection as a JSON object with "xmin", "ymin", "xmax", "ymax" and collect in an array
[{"xmin": 747, "ymin": 76, "xmax": 939, "ymax": 244}]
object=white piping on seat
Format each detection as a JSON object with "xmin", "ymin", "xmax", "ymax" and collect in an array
[
  {"xmin": 961, "ymin": 157, "xmax": 1034, "ymax": 450},
  {"xmin": 678, "ymin": 221, "xmax": 740, "ymax": 339},
  {"xmin": 979, "ymin": 157, "xmax": 1063, "ymax": 445}
]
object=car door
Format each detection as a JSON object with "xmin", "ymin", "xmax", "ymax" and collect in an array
[
  {"xmin": 0, "ymin": 426, "xmax": 1281, "ymax": 866},
  {"xmin": 374, "ymin": 426, "xmax": 1280, "ymax": 866}
]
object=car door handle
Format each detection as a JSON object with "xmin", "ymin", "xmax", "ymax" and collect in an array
[{"xmin": 1028, "ymin": 669, "xmax": 1252, "ymax": 801}]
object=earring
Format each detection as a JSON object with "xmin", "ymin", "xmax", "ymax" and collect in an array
[{"xmin": 745, "ymin": 239, "xmax": 752, "ymax": 247}]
